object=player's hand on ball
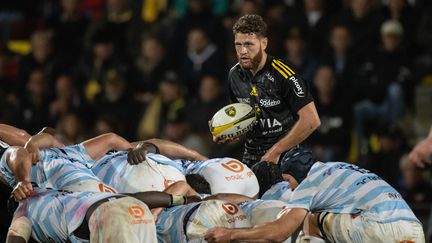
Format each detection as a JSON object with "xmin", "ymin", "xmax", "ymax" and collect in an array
[
  {"xmin": 205, "ymin": 227, "xmax": 232, "ymax": 243},
  {"xmin": 261, "ymin": 149, "xmax": 281, "ymax": 164},
  {"xmin": 13, "ymin": 181, "xmax": 33, "ymax": 201},
  {"xmin": 127, "ymin": 147, "xmax": 147, "ymax": 165},
  {"xmin": 212, "ymin": 135, "xmax": 240, "ymax": 144}
]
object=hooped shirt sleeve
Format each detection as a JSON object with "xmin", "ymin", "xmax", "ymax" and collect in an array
[{"xmin": 273, "ymin": 58, "xmax": 314, "ymax": 113}]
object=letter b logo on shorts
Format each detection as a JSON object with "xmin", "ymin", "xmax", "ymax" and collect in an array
[
  {"xmin": 128, "ymin": 205, "xmax": 145, "ymax": 219},
  {"xmin": 222, "ymin": 203, "xmax": 239, "ymax": 215},
  {"xmin": 221, "ymin": 160, "xmax": 244, "ymax": 173}
]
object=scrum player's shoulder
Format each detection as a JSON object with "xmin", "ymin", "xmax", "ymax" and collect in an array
[{"xmin": 269, "ymin": 57, "xmax": 297, "ymax": 81}]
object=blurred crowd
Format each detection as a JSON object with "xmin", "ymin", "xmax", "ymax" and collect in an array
[{"xmin": 0, "ymin": 0, "xmax": 431, "ymax": 205}]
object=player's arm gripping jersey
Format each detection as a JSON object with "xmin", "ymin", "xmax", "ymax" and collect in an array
[{"xmin": 228, "ymin": 56, "xmax": 314, "ymax": 154}]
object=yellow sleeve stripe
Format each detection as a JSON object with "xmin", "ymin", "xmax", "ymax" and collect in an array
[
  {"xmin": 272, "ymin": 62, "xmax": 289, "ymax": 79},
  {"xmin": 273, "ymin": 59, "xmax": 295, "ymax": 76}
]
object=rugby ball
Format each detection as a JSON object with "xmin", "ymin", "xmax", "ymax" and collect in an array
[{"xmin": 210, "ymin": 103, "xmax": 256, "ymax": 139}]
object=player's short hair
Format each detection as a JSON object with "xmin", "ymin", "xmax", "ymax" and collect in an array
[
  {"xmin": 251, "ymin": 161, "xmax": 283, "ymax": 198},
  {"xmin": 186, "ymin": 174, "xmax": 211, "ymax": 194},
  {"xmin": 233, "ymin": 14, "xmax": 267, "ymax": 37},
  {"xmin": 280, "ymin": 146, "xmax": 316, "ymax": 184}
]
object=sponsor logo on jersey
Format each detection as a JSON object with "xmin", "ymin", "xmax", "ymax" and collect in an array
[
  {"xmin": 128, "ymin": 205, "xmax": 154, "ymax": 225},
  {"xmin": 98, "ymin": 183, "xmax": 117, "ymax": 193},
  {"xmin": 225, "ymin": 106, "xmax": 236, "ymax": 117},
  {"xmin": 259, "ymin": 99, "xmax": 281, "ymax": 107},
  {"xmin": 265, "ymin": 72, "xmax": 274, "ymax": 82},
  {"xmin": 128, "ymin": 205, "xmax": 146, "ymax": 219},
  {"xmin": 289, "ymin": 76, "xmax": 305, "ymax": 97},
  {"xmin": 250, "ymin": 86, "xmax": 258, "ymax": 96},
  {"xmin": 237, "ymin": 98, "xmax": 250, "ymax": 103},
  {"xmin": 222, "ymin": 202, "xmax": 239, "ymax": 215},
  {"xmin": 221, "ymin": 160, "xmax": 244, "ymax": 173}
]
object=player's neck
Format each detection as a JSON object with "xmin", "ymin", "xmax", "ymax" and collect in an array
[{"xmin": 250, "ymin": 52, "xmax": 267, "ymax": 76}]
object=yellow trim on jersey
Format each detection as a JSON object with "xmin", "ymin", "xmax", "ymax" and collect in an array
[
  {"xmin": 274, "ymin": 59, "xmax": 295, "ymax": 75},
  {"xmin": 250, "ymin": 86, "xmax": 258, "ymax": 96},
  {"xmin": 272, "ymin": 62, "xmax": 289, "ymax": 79}
]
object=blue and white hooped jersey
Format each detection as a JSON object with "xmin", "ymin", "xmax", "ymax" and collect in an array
[
  {"xmin": 0, "ymin": 144, "xmax": 101, "ymax": 190},
  {"xmin": 13, "ymin": 188, "xmax": 116, "ymax": 242},
  {"xmin": 261, "ymin": 181, "xmax": 292, "ymax": 202},
  {"xmin": 287, "ymin": 162, "xmax": 420, "ymax": 223},
  {"xmin": 91, "ymin": 152, "xmax": 185, "ymax": 193},
  {"xmin": 148, "ymin": 155, "xmax": 259, "ymax": 198}
]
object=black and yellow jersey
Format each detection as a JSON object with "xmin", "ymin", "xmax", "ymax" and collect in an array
[{"xmin": 228, "ymin": 55, "xmax": 314, "ymax": 163}]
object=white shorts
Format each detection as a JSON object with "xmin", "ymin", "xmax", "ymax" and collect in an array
[
  {"xmin": 88, "ymin": 197, "xmax": 156, "ymax": 243},
  {"xmin": 319, "ymin": 212, "xmax": 425, "ymax": 243},
  {"xmin": 186, "ymin": 200, "xmax": 251, "ymax": 241}
]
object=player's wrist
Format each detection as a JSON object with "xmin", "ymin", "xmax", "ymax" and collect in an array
[{"xmin": 170, "ymin": 195, "xmax": 186, "ymax": 206}]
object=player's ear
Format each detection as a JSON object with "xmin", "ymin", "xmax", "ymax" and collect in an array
[{"xmin": 260, "ymin": 37, "xmax": 268, "ymax": 51}]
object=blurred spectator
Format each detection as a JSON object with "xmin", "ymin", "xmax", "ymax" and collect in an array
[
  {"xmin": 235, "ymin": 0, "xmax": 262, "ymax": 16},
  {"xmin": 282, "ymin": 27, "xmax": 318, "ymax": 82},
  {"xmin": 262, "ymin": 0, "xmax": 288, "ymax": 55},
  {"xmin": 94, "ymin": 69, "xmax": 139, "ymax": 140},
  {"xmin": 359, "ymin": 123, "xmax": 408, "ymax": 190},
  {"xmin": 400, "ymin": 155, "xmax": 432, "ymax": 204},
  {"xmin": 55, "ymin": 112, "xmax": 86, "ymax": 145},
  {"xmin": 162, "ymin": 116, "xmax": 209, "ymax": 155},
  {"xmin": 321, "ymin": 24, "xmax": 358, "ymax": 93},
  {"xmin": 85, "ymin": 0, "xmax": 144, "ymax": 59},
  {"xmin": 354, "ymin": 20, "xmax": 411, "ymax": 153},
  {"xmin": 181, "ymin": 27, "xmax": 226, "ymax": 96},
  {"xmin": 49, "ymin": 74, "xmax": 87, "ymax": 124},
  {"xmin": 307, "ymin": 66, "xmax": 352, "ymax": 161},
  {"xmin": 409, "ymin": 126, "xmax": 432, "ymax": 169},
  {"xmin": 45, "ymin": 0, "xmax": 89, "ymax": 67},
  {"xmin": 301, "ymin": 0, "xmax": 334, "ymax": 57},
  {"xmin": 338, "ymin": 0, "xmax": 381, "ymax": 58},
  {"xmin": 132, "ymin": 34, "xmax": 170, "ymax": 104},
  {"xmin": 79, "ymin": 27, "xmax": 129, "ymax": 103},
  {"xmin": 186, "ymin": 75, "xmax": 226, "ymax": 134},
  {"xmin": 378, "ymin": 0, "xmax": 417, "ymax": 52},
  {"xmin": 137, "ymin": 72, "xmax": 187, "ymax": 139},
  {"xmin": 92, "ymin": 113, "xmax": 124, "ymax": 136},
  {"xmin": 170, "ymin": 0, "xmax": 225, "ymax": 62},
  {"xmin": 14, "ymin": 68, "xmax": 52, "ymax": 134},
  {"xmin": 17, "ymin": 29, "xmax": 56, "ymax": 93}
]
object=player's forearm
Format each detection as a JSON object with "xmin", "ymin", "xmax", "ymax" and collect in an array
[
  {"xmin": 106, "ymin": 133, "xmax": 132, "ymax": 152},
  {"xmin": 129, "ymin": 191, "xmax": 194, "ymax": 208},
  {"xmin": 24, "ymin": 133, "xmax": 63, "ymax": 150},
  {"xmin": 84, "ymin": 133, "xmax": 133, "ymax": 161},
  {"xmin": 8, "ymin": 148, "xmax": 32, "ymax": 182},
  {"xmin": 145, "ymin": 138, "xmax": 208, "ymax": 160},
  {"xmin": 0, "ymin": 124, "xmax": 31, "ymax": 146},
  {"xmin": 229, "ymin": 222, "xmax": 289, "ymax": 242},
  {"xmin": 270, "ymin": 103, "xmax": 320, "ymax": 155}
]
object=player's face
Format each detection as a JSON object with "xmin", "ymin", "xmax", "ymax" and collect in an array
[
  {"xmin": 234, "ymin": 33, "xmax": 267, "ymax": 70},
  {"xmin": 282, "ymin": 174, "xmax": 299, "ymax": 190}
]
